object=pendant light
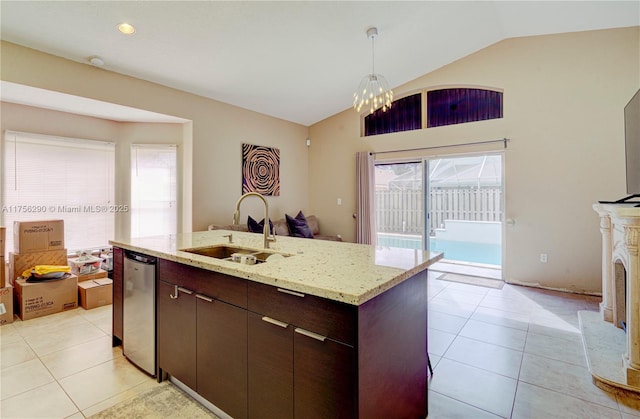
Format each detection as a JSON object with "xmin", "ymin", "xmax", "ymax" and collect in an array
[{"xmin": 353, "ymin": 27, "xmax": 393, "ymax": 114}]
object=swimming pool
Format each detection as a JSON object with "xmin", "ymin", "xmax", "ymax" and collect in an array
[{"xmin": 377, "ymin": 234, "xmax": 502, "ymax": 266}]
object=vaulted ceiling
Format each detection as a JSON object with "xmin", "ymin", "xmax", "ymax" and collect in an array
[{"xmin": 1, "ymin": 1, "xmax": 638, "ymax": 126}]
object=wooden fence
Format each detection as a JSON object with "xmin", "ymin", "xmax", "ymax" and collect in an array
[{"xmin": 375, "ymin": 187, "xmax": 503, "ymax": 235}]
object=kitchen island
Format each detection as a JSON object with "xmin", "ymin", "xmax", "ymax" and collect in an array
[{"xmin": 111, "ymin": 229, "xmax": 442, "ymax": 419}]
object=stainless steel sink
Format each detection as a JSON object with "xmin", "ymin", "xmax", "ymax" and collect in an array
[{"xmin": 180, "ymin": 245, "xmax": 292, "ymax": 264}]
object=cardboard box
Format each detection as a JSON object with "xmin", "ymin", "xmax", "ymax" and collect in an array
[
  {"xmin": 14, "ymin": 275, "xmax": 78, "ymax": 321},
  {"xmin": 0, "ymin": 226, "xmax": 5, "ymax": 254},
  {"xmin": 0, "ymin": 286, "xmax": 14, "ymax": 325},
  {"xmin": 1, "ymin": 227, "xmax": 5, "ymax": 288},
  {"xmin": 77, "ymin": 269, "xmax": 108, "ymax": 283},
  {"xmin": 78, "ymin": 278, "xmax": 112, "ymax": 310},
  {"xmin": 9, "ymin": 249, "xmax": 69, "ymax": 285},
  {"xmin": 13, "ymin": 220, "xmax": 65, "ymax": 254},
  {"xmin": 68, "ymin": 256, "xmax": 102, "ymax": 276},
  {"xmin": 0, "ymin": 256, "xmax": 5, "ymax": 289}
]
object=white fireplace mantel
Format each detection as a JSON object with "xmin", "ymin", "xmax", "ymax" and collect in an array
[{"xmin": 593, "ymin": 203, "xmax": 640, "ymax": 388}]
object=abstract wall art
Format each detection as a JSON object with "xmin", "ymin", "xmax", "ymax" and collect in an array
[{"xmin": 242, "ymin": 143, "xmax": 280, "ymax": 196}]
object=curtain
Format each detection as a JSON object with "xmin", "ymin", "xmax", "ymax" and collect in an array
[{"xmin": 355, "ymin": 151, "xmax": 376, "ymax": 245}]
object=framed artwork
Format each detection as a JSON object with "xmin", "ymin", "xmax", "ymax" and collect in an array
[{"xmin": 242, "ymin": 143, "xmax": 280, "ymax": 196}]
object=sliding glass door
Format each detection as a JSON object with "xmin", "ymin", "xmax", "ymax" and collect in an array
[
  {"xmin": 374, "ymin": 161, "xmax": 426, "ymax": 250},
  {"xmin": 427, "ymin": 154, "xmax": 503, "ymax": 267},
  {"xmin": 375, "ymin": 153, "xmax": 503, "ymax": 269}
]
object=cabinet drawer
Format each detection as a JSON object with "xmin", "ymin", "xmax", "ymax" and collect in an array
[
  {"xmin": 248, "ymin": 282, "xmax": 356, "ymax": 345},
  {"xmin": 158, "ymin": 259, "xmax": 247, "ymax": 308}
]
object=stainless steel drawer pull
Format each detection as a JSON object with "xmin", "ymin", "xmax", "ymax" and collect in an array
[
  {"xmin": 295, "ymin": 328, "xmax": 327, "ymax": 342},
  {"xmin": 170, "ymin": 285, "xmax": 193, "ymax": 299},
  {"xmin": 277, "ymin": 288, "xmax": 305, "ymax": 298},
  {"xmin": 262, "ymin": 316, "xmax": 289, "ymax": 328},
  {"xmin": 196, "ymin": 294, "xmax": 213, "ymax": 303}
]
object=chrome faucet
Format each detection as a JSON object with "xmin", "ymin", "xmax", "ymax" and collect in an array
[{"xmin": 233, "ymin": 192, "xmax": 276, "ymax": 249}]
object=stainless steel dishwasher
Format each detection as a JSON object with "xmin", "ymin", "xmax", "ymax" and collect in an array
[{"xmin": 123, "ymin": 250, "xmax": 157, "ymax": 376}]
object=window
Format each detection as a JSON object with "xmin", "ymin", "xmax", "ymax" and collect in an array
[
  {"xmin": 364, "ymin": 93, "xmax": 422, "ymax": 136},
  {"xmin": 2, "ymin": 131, "xmax": 115, "ymax": 256},
  {"xmin": 427, "ymin": 88, "xmax": 503, "ymax": 127},
  {"xmin": 362, "ymin": 87, "xmax": 503, "ymax": 136},
  {"xmin": 130, "ymin": 144, "xmax": 177, "ymax": 238}
]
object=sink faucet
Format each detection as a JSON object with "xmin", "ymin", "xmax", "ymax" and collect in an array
[{"xmin": 233, "ymin": 192, "xmax": 276, "ymax": 249}]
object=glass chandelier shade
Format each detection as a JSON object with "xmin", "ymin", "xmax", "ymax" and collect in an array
[
  {"xmin": 353, "ymin": 73, "xmax": 393, "ymax": 114},
  {"xmin": 353, "ymin": 27, "xmax": 394, "ymax": 114}
]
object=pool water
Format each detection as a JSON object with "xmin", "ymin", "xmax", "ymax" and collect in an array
[{"xmin": 377, "ymin": 234, "xmax": 501, "ymax": 266}]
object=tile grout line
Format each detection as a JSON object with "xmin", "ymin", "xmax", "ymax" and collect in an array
[
  {"xmin": 23, "ymin": 325, "xmax": 86, "ymax": 418},
  {"xmin": 519, "ymin": 323, "xmax": 626, "ymax": 414},
  {"xmin": 429, "ymin": 388, "xmax": 507, "ymax": 418},
  {"xmin": 1, "ymin": 307, "xmax": 118, "ymax": 418},
  {"xmin": 508, "ymin": 325, "xmax": 530, "ymax": 418}
]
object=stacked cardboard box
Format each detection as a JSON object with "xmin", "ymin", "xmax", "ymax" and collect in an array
[
  {"xmin": 72, "ymin": 263, "xmax": 112, "ymax": 310},
  {"xmin": 9, "ymin": 220, "xmax": 66, "ymax": 285},
  {"xmin": 78, "ymin": 278, "xmax": 113, "ymax": 310},
  {"xmin": 15, "ymin": 275, "xmax": 78, "ymax": 320},
  {"xmin": 9, "ymin": 249, "xmax": 69, "ymax": 285},
  {"xmin": 0, "ymin": 285, "xmax": 13, "ymax": 325},
  {"xmin": 13, "ymin": 220, "xmax": 65, "ymax": 253},
  {"xmin": 10, "ymin": 220, "xmax": 78, "ymax": 320},
  {"xmin": 1, "ymin": 226, "xmax": 5, "ymax": 288},
  {"xmin": 76, "ymin": 269, "xmax": 109, "ymax": 282},
  {"xmin": 0, "ymin": 227, "xmax": 12, "ymax": 325}
]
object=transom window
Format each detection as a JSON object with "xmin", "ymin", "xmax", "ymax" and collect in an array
[
  {"xmin": 362, "ymin": 87, "xmax": 503, "ymax": 137},
  {"xmin": 364, "ymin": 93, "xmax": 422, "ymax": 136}
]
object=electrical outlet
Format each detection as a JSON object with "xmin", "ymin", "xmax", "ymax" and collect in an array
[
  {"xmin": 540, "ymin": 253, "xmax": 548, "ymax": 263},
  {"xmin": 337, "ymin": 198, "xmax": 342, "ymax": 206}
]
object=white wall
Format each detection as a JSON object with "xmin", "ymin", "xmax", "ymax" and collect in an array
[{"xmin": 0, "ymin": 41, "xmax": 310, "ymax": 232}]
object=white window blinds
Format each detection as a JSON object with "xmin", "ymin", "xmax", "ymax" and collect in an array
[
  {"xmin": 2, "ymin": 130, "xmax": 115, "ymax": 255},
  {"xmin": 130, "ymin": 144, "xmax": 177, "ymax": 238}
]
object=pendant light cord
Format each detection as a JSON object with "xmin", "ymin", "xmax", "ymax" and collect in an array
[{"xmin": 371, "ymin": 34, "xmax": 375, "ymax": 75}]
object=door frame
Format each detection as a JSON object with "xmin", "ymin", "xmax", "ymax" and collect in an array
[{"xmin": 422, "ymin": 150, "xmax": 505, "ymax": 275}]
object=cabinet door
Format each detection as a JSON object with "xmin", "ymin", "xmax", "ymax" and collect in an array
[
  {"xmin": 248, "ymin": 312, "xmax": 294, "ymax": 419},
  {"xmin": 294, "ymin": 329, "xmax": 356, "ymax": 419},
  {"xmin": 112, "ymin": 247, "xmax": 123, "ymax": 346},
  {"xmin": 197, "ymin": 295, "xmax": 248, "ymax": 419},
  {"xmin": 157, "ymin": 280, "xmax": 197, "ymax": 389}
]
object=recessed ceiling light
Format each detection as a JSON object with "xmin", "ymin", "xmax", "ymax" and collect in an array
[
  {"xmin": 89, "ymin": 56, "xmax": 105, "ymax": 67},
  {"xmin": 117, "ymin": 23, "xmax": 136, "ymax": 35}
]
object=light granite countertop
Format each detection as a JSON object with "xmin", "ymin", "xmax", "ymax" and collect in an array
[{"xmin": 110, "ymin": 230, "xmax": 442, "ymax": 306}]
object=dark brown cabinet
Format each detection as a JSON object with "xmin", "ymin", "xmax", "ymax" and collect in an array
[
  {"xmin": 293, "ymin": 330, "xmax": 355, "ymax": 419},
  {"xmin": 156, "ymin": 259, "xmax": 248, "ymax": 418},
  {"xmin": 247, "ymin": 282, "xmax": 356, "ymax": 418},
  {"xmin": 111, "ymin": 247, "xmax": 123, "ymax": 346},
  {"xmin": 157, "ymin": 280, "xmax": 197, "ymax": 389},
  {"xmin": 114, "ymin": 249, "xmax": 429, "ymax": 418},
  {"xmin": 248, "ymin": 312, "xmax": 294, "ymax": 419},
  {"xmin": 197, "ymin": 295, "xmax": 247, "ymax": 419}
]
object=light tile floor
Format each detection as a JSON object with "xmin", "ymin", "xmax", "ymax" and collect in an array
[
  {"xmin": 0, "ymin": 305, "xmax": 158, "ymax": 418},
  {"xmin": 427, "ymin": 270, "xmax": 640, "ymax": 419},
  {"xmin": 1, "ymin": 272, "xmax": 640, "ymax": 418}
]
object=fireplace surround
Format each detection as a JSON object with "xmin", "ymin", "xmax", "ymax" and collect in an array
[{"xmin": 592, "ymin": 203, "xmax": 640, "ymax": 390}]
